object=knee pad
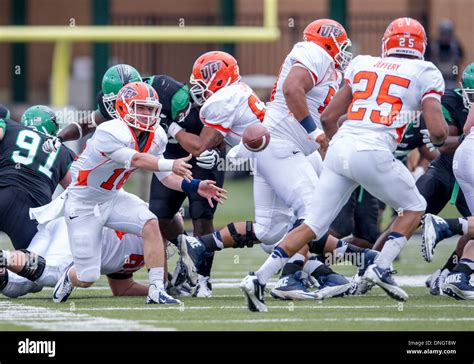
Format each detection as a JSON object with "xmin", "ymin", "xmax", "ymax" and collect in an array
[
  {"xmin": 308, "ymin": 232, "xmax": 329, "ymax": 254},
  {"xmin": 17, "ymin": 250, "xmax": 46, "ymax": 282},
  {"xmin": 228, "ymin": 221, "xmax": 260, "ymax": 249}
]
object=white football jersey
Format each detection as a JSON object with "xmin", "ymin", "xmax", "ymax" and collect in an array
[
  {"xmin": 264, "ymin": 41, "xmax": 341, "ymax": 155},
  {"xmin": 200, "ymin": 82, "xmax": 265, "ymax": 147},
  {"xmin": 338, "ymin": 55, "xmax": 445, "ymax": 152},
  {"xmin": 67, "ymin": 119, "xmax": 168, "ymax": 203},
  {"xmin": 29, "ymin": 218, "xmax": 145, "ymax": 276}
]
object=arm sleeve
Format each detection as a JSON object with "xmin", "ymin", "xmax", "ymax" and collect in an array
[
  {"xmin": 94, "ymin": 127, "xmax": 138, "ymax": 165},
  {"xmin": 288, "ymin": 43, "xmax": 327, "ymax": 86},
  {"xmin": 419, "ymin": 64, "xmax": 445, "ymax": 102},
  {"xmin": 200, "ymin": 94, "xmax": 237, "ymax": 136}
]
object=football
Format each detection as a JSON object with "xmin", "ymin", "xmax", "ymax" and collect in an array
[{"xmin": 242, "ymin": 123, "xmax": 270, "ymax": 152}]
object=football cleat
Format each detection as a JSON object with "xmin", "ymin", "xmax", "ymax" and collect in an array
[
  {"xmin": 240, "ymin": 273, "xmax": 267, "ymax": 312},
  {"xmin": 177, "ymin": 235, "xmax": 207, "ymax": 286},
  {"xmin": 421, "ymin": 214, "xmax": 453, "ymax": 262},
  {"xmin": 147, "ymin": 285, "xmax": 182, "ymax": 304},
  {"xmin": 441, "ymin": 272, "xmax": 474, "ymax": 300},
  {"xmin": 429, "ymin": 268, "xmax": 450, "ymax": 296},
  {"xmin": 52, "ymin": 262, "xmax": 75, "ymax": 303},
  {"xmin": 193, "ymin": 275, "xmax": 212, "ymax": 298},
  {"xmin": 364, "ymin": 264, "xmax": 408, "ymax": 301},
  {"xmin": 314, "ymin": 271, "xmax": 352, "ymax": 299},
  {"xmin": 270, "ymin": 271, "xmax": 318, "ymax": 300},
  {"xmin": 349, "ymin": 272, "xmax": 375, "ymax": 295}
]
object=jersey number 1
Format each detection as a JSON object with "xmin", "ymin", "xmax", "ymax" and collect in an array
[{"xmin": 101, "ymin": 168, "xmax": 133, "ymax": 190}]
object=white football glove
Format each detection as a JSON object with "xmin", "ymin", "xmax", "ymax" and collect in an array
[
  {"xmin": 42, "ymin": 136, "xmax": 62, "ymax": 153},
  {"xmin": 420, "ymin": 129, "xmax": 438, "ymax": 152},
  {"xmin": 196, "ymin": 149, "xmax": 219, "ymax": 170}
]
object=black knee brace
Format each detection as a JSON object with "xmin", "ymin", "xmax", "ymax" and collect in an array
[
  {"xmin": 17, "ymin": 250, "xmax": 46, "ymax": 282},
  {"xmin": 308, "ymin": 232, "xmax": 329, "ymax": 254},
  {"xmin": 228, "ymin": 221, "xmax": 260, "ymax": 248}
]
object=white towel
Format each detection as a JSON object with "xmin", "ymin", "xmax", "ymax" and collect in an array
[{"xmin": 29, "ymin": 190, "xmax": 68, "ymax": 224}]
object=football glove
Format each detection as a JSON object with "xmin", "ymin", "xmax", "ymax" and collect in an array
[
  {"xmin": 42, "ymin": 136, "xmax": 63, "ymax": 153},
  {"xmin": 196, "ymin": 149, "xmax": 219, "ymax": 170}
]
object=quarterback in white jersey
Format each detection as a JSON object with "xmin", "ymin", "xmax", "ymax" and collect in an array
[
  {"xmin": 0, "ymin": 218, "xmax": 150, "ymax": 298},
  {"xmin": 52, "ymin": 82, "xmax": 226, "ymax": 305},
  {"xmin": 241, "ymin": 18, "xmax": 448, "ymax": 311}
]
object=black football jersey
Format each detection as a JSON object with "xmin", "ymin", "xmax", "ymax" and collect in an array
[
  {"xmin": 144, "ymin": 75, "xmax": 203, "ymax": 158},
  {"xmin": 0, "ymin": 119, "xmax": 76, "ymax": 205}
]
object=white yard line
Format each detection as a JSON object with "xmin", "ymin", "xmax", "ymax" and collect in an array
[
  {"xmin": 0, "ymin": 301, "xmax": 174, "ymax": 331},
  {"xmin": 138, "ymin": 317, "xmax": 474, "ymax": 324},
  {"xmin": 38, "ymin": 275, "xmax": 453, "ymax": 291},
  {"xmin": 68, "ymin": 303, "xmax": 474, "ymax": 311}
]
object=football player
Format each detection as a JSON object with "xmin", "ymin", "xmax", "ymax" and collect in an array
[
  {"xmin": 44, "ymin": 65, "xmax": 223, "ymax": 297},
  {"xmin": 143, "ymin": 74, "xmax": 225, "ymax": 298},
  {"xmin": 240, "ymin": 17, "xmax": 448, "ymax": 311},
  {"xmin": 0, "ymin": 217, "xmax": 150, "ymax": 298},
  {"xmin": 178, "ymin": 23, "xmax": 372, "ymax": 302},
  {"xmin": 420, "ymin": 107, "xmax": 474, "ymax": 299},
  {"xmin": 0, "ymin": 105, "xmax": 75, "ymax": 249},
  {"xmin": 50, "ymin": 82, "xmax": 226, "ymax": 305}
]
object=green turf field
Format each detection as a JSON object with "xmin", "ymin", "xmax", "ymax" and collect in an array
[{"xmin": 0, "ymin": 177, "xmax": 473, "ymax": 331}]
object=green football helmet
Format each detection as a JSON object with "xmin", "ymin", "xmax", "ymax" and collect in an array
[
  {"xmin": 21, "ymin": 105, "xmax": 59, "ymax": 136},
  {"xmin": 461, "ymin": 62, "xmax": 474, "ymax": 109},
  {"xmin": 102, "ymin": 64, "xmax": 142, "ymax": 118}
]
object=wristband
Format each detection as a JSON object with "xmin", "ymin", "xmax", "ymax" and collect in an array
[
  {"xmin": 57, "ymin": 135, "xmax": 64, "ymax": 143},
  {"xmin": 168, "ymin": 122, "xmax": 183, "ymax": 138},
  {"xmin": 181, "ymin": 178, "xmax": 200, "ymax": 193},
  {"xmin": 299, "ymin": 115, "xmax": 317, "ymax": 134},
  {"xmin": 309, "ymin": 128, "xmax": 324, "ymax": 141},
  {"xmin": 72, "ymin": 122, "xmax": 83, "ymax": 139},
  {"xmin": 458, "ymin": 134, "xmax": 465, "ymax": 144},
  {"xmin": 432, "ymin": 141, "xmax": 445, "ymax": 148},
  {"xmin": 157, "ymin": 158, "xmax": 174, "ymax": 171}
]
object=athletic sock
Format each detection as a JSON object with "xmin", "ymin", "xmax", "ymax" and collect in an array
[
  {"xmin": 255, "ymin": 246, "xmax": 289, "ymax": 285},
  {"xmin": 149, "ymin": 267, "xmax": 164, "ymax": 290},
  {"xmin": 442, "ymin": 250, "xmax": 459, "ymax": 271},
  {"xmin": 303, "ymin": 256, "xmax": 324, "ymax": 276},
  {"xmin": 199, "ymin": 233, "xmax": 222, "ymax": 252},
  {"xmin": 280, "ymin": 254, "xmax": 305, "ymax": 277},
  {"xmin": 445, "ymin": 218, "xmax": 468, "ymax": 236},
  {"xmin": 374, "ymin": 232, "xmax": 407, "ymax": 269}
]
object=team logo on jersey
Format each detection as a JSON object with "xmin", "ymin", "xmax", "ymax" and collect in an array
[
  {"xmin": 118, "ymin": 86, "xmax": 138, "ymax": 99},
  {"xmin": 319, "ymin": 24, "xmax": 343, "ymax": 38},
  {"xmin": 200, "ymin": 61, "xmax": 222, "ymax": 81}
]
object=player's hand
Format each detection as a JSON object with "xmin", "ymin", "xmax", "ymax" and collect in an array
[
  {"xmin": 420, "ymin": 129, "xmax": 437, "ymax": 152},
  {"xmin": 316, "ymin": 133, "xmax": 329, "ymax": 153},
  {"xmin": 42, "ymin": 136, "xmax": 62, "ymax": 153},
  {"xmin": 172, "ymin": 154, "xmax": 193, "ymax": 182},
  {"xmin": 197, "ymin": 180, "xmax": 227, "ymax": 208},
  {"xmin": 196, "ymin": 149, "xmax": 219, "ymax": 170}
]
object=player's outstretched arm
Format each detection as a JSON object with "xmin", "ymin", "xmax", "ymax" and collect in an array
[
  {"xmin": 421, "ymin": 97, "xmax": 449, "ymax": 146},
  {"xmin": 131, "ymin": 153, "xmax": 193, "ymax": 181},
  {"xmin": 321, "ymin": 84, "xmax": 353, "ymax": 139},
  {"xmin": 160, "ymin": 174, "xmax": 227, "ymax": 207},
  {"xmin": 173, "ymin": 126, "xmax": 224, "ymax": 156}
]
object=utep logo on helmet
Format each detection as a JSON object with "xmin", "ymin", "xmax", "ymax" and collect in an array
[
  {"xmin": 319, "ymin": 24, "xmax": 343, "ymax": 38},
  {"xmin": 201, "ymin": 61, "xmax": 222, "ymax": 81},
  {"xmin": 120, "ymin": 86, "xmax": 138, "ymax": 99}
]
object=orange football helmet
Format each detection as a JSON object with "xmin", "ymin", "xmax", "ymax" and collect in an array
[
  {"xmin": 189, "ymin": 51, "xmax": 241, "ymax": 105},
  {"xmin": 115, "ymin": 82, "xmax": 162, "ymax": 131},
  {"xmin": 303, "ymin": 19, "xmax": 352, "ymax": 71},
  {"xmin": 382, "ymin": 17, "xmax": 427, "ymax": 60}
]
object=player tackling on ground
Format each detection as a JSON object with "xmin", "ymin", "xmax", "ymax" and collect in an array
[{"xmin": 240, "ymin": 17, "xmax": 448, "ymax": 311}]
